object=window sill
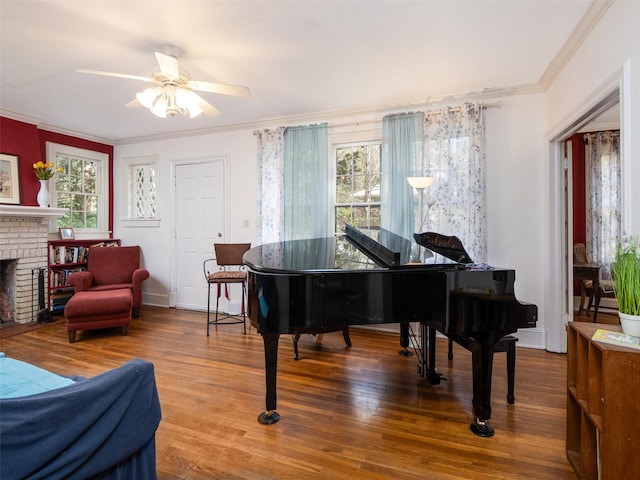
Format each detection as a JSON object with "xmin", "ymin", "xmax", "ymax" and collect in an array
[{"xmin": 121, "ymin": 218, "xmax": 161, "ymax": 228}]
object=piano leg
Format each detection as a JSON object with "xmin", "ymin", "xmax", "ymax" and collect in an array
[
  {"xmin": 398, "ymin": 322, "xmax": 413, "ymax": 357},
  {"xmin": 468, "ymin": 342, "xmax": 495, "ymax": 437},
  {"xmin": 258, "ymin": 332, "xmax": 281, "ymax": 425}
]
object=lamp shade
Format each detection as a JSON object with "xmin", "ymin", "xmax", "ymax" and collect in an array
[{"xmin": 407, "ymin": 176, "xmax": 434, "ymax": 189}]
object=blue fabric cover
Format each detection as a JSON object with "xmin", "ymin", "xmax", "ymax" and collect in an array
[
  {"xmin": 0, "ymin": 352, "xmax": 76, "ymax": 398},
  {"xmin": 0, "ymin": 358, "xmax": 162, "ymax": 480}
]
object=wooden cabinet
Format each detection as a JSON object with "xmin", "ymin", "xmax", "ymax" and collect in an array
[
  {"xmin": 566, "ymin": 322, "xmax": 640, "ymax": 480},
  {"xmin": 47, "ymin": 239, "xmax": 120, "ymax": 314}
]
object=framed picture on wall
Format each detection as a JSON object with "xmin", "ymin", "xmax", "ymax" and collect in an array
[
  {"xmin": 0, "ymin": 153, "xmax": 21, "ymax": 205},
  {"xmin": 59, "ymin": 228, "xmax": 75, "ymax": 240}
]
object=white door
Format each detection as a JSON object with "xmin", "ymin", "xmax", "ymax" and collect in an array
[{"xmin": 175, "ymin": 160, "xmax": 225, "ymax": 309}]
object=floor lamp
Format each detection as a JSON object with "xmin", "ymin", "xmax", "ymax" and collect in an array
[{"xmin": 407, "ymin": 176, "xmax": 434, "ymax": 263}]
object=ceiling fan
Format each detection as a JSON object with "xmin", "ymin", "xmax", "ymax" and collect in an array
[{"xmin": 77, "ymin": 46, "xmax": 250, "ymax": 118}]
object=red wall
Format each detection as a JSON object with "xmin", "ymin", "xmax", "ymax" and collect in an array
[
  {"xmin": 570, "ymin": 132, "xmax": 587, "ymax": 246},
  {"xmin": 0, "ymin": 117, "xmax": 114, "ymax": 233}
]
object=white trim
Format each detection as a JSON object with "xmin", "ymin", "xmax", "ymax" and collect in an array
[
  {"xmin": 45, "ymin": 142, "xmax": 110, "ymax": 235},
  {"xmin": 546, "ymin": 64, "xmax": 628, "ymax": 353}
]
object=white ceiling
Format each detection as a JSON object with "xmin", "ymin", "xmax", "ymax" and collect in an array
[{"xmin": 0, "ymin": 1, "xmax": 597, "ymax": 144}]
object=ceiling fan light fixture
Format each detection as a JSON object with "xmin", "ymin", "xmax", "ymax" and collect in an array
[
  {"xmin": 176, "ymin": 88, "xmax": 203, "ymax": 118},
  {"xmin": 136, "ymin": 87, "xmax": 162, "ymax": 109},
  {"xmin": 150, "ymin": 92, "xmax": 169, "ymax": 118}
]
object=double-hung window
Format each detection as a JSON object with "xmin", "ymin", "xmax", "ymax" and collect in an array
[
  {"xmin": 333, "ymin": 143, "xmax": 381, "ymax": 233},
  {"xmin": 47, "ymin": 142, "xmax": 109, "ymax": 236}
]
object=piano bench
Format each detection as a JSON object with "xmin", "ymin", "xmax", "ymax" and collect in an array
[
  {"xmin": 447, "ymin": 335, "xmax": 518, "ymax": 404},
  {"xmin": 292, "ymin": 326, "xmax": 352, "ymax": 360}
]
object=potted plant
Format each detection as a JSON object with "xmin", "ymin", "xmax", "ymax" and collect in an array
[{"xmin": 613, "ymin": 236, "xmax": 640, "ymax": 336}]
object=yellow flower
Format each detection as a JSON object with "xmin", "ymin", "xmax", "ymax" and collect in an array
[{"xmin": 33, "ymin": 161, "xmax": 59, "ymax": 180}]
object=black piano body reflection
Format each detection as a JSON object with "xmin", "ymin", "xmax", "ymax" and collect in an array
[{"xmin": 243, "ymin": 224, "xmax": 537, "ymax": 436}]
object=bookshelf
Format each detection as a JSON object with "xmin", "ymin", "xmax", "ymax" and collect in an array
[
  {"xmin": 566, "ymin": 322, "xmax": 640, "ymax": 480},
  {"xmin": 47, "ymin": 239, "xmax": 120, "ymax": 314}
]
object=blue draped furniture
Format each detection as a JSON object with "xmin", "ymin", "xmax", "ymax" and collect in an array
[{"xmin": 0, "ymin": 355, "xmax": 162, "ymax": 480}]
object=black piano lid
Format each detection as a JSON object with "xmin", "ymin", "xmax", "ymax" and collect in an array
[
  {"xmin": 413, "ymin": 231, "xmax": 474, "ymax": 264},
  {"xmin": 345, "ymin": 224, "xmax": 474, "ymax": 267}
]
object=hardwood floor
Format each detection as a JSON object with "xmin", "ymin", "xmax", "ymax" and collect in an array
[{"xmin": 1, "ymin": 307, "xmax": 577, "ymax": 480}]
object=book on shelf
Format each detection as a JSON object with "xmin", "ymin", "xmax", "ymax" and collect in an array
[{"xmin": 592, "ymin": 328, "xmax": 640, "ymax": 350}]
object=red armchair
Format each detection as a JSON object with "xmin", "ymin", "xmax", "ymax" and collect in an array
[{"xmin": 67, "ymin": 246, "xmax": 150, "ymax": 318}]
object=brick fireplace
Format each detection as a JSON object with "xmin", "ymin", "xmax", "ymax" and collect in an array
[{"xmin": 0, "ymin": 206, "xmax": 66, "ymax": 324}]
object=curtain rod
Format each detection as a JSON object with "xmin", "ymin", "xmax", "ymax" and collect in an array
[
  {"xmin": 327, "ymin": 101, "xmax": 501, "ymax": 129},
  {"xmin": 254, "ymin": 101, "xmax": 501, "ymax": 134}
]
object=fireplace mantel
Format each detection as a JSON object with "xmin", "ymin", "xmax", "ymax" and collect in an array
[{"xmin": 0, "ymin": 205, "xmax": 67, "ymax": 219}]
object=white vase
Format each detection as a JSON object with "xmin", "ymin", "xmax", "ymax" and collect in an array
[
  {"xmin": 618, "ymin": 312, "xmax": 640, "ymax": 337},
  {"xmin": 37, "ymin": 180, "xmax": 49, "ymax": 207}
]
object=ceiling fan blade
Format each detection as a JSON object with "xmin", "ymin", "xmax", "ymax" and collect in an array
[
  {"xmin": 126, "ymin": 98, "xmax": 141, "ymax": 108},
  {"xmin": 189, "ymin": 92, "xmax": 221, "ymax": 117},
  {"xmin": 154, "ymin": 52, "xmax": 180, "ymax": 80},
  {"xmin": 187, "ymin": 80, "xmax": 250, "ymax": 98},
  {"xmin": 77, "ymin": 69, "xmax": 156, "ymax": 84}
]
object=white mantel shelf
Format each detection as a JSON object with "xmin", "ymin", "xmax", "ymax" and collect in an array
[{"xmin": 0, "ymin": 205, "xmax": 67, "ymax": 219}]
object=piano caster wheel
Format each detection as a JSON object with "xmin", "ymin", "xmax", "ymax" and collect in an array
[
  {"xmin": 398, "ymin": 348, "xmax": 413, "ymax": 357},
  {"xmin": 258, "ymin": 410, "xmax": 280, "ymax": 425},
  {"xmin": 470, "ymin": 419, "xmax": 495, "ymax": 437}
]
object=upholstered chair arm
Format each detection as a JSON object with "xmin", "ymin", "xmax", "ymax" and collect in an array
[
  {"xmin": 130, "ymin": 268, "xmax": 150, "ymax": 316},
  {"xmin": 66, "ymin": 271, "xmax": 94, "ymax": 292}
]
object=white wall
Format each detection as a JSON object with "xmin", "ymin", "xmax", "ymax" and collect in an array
[
  {"xmin": 546, "ymin": 0, "xmax": 640, "ymax": 233},
  {"xmin": 543, "ymin": 0, "xmax": 640, "ymax": 351},
  {"xmin": 113, "ymin": 129, "xmax": 258, "ymax": 308},
  {"xmin": 114, "ymin": 95, "xmax": 548, "ymax": 348}
]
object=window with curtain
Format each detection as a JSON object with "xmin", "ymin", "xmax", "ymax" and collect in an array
[
  {"xmin": 584, "ymin": 130, "xmax": 621, "ymax": 280},
  {"xmin": 255, "ymin": 127, "xmax": 285, "ymax": 245},
  {"xmin": 380, "ymin": 112, "xmax": 424, "ymax": 241},
  {"xmin": 422, "ymin": 103, "xmax": 487, "ymax": 262},
  {"xmin": 283, "ymin": 123, "xmax": 329, "ymax": 241},
  {"xmin": 256, "ymin": 105, "xmax": 486, "ymax": 259}
]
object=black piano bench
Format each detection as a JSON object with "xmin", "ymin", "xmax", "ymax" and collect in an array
[
  {"xmin": 447, "ymin": 335, "xmax": 518, "ymax": 404},
  {"xmin": 293, "ymin": 326, "xmax": 352, "ymax": 360}
]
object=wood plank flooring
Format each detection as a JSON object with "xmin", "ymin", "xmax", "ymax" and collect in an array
[{"xmin": 1, "ymin": 306, "xmax": 577, "ymax": 480}]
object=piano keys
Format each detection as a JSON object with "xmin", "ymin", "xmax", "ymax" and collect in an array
[{"xmin": 243, "ymin": 224, "xmax": 537, "ymax": 436}]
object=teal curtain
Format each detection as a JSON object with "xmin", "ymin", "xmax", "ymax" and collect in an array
[
  {"xmin": 381, "ymin": 112, "xmax": 424, "ymax": 240},
  {"xmin": 283, "ymin": 123, "xmax": 329, "ymax": 241}
]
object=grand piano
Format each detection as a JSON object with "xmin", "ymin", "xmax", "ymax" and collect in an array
[{"xmin": 243, "ymin": 224, "xmax": 537, "ymax": 436}]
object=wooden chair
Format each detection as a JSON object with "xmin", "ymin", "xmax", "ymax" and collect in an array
[
  {"xmin": 203, "ymin": 243, "xmax": 251, "ymax": 336},
  {"xmin": 573, "ymin": 243, "xmax": 616, "ymax": 316}
]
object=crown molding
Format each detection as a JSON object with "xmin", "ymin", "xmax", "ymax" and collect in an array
[
  {"xmin": 114, "ymin": 82, "xmax": 544, "ymax": 145},
  {"xmin": 539, "ymin": 0, "xmax": 615, "ymax": 90},
  {"xmin": 1, "ymin": 109, "xmax": 114, "ymax": 146}
]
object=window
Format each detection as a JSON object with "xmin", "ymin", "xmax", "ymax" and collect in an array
[
  {"xmin": 334, "ymin": 143, "xmax": 381, "ymax": 233},
  {"xmin": 132, "ymin": 164, "xmax": 157, "ymax": 218},
  {"xmin": 123, "ymin": 155, "xmax": 159, "ymax": 226},
  {"xmin": 47, "ymin": 143, "xmax": 109, "ymax": 236}
]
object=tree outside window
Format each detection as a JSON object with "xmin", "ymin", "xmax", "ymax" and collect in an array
[{"xmin": 335, "ymin": 144, "xmax": 380, "ymax": 233}]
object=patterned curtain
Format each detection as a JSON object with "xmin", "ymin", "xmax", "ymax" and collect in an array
[
  {"xmin": 422, "ymin": 103, "xmax": 487, "ymax": 262},
  {"xmin": 584, "ymin": 131, "xmax": 621, "ymax": 279},
  {"xmin": 283, "ymin": 123, "xmax": 329, "ymax": 241},
  {"xmin": 381, "ymin": 112, "xmax": 424, "ymax": 240},
  {"xmin": 255, "ymin": 127, "xmax": 285, "ymax": 244}
]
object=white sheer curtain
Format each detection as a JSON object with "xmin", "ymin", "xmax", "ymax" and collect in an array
[
  {"xmin": 255, "ymin": 127, "xmax": 285, "ymax": 244},
  {"xmin": 423, "ymin": 103, "xmax": 487, "ymax": 262},
  {"xmin": 381, "ymin": 112, "xmax": 424, "ymax": 240},
  {"xmin": 584, "ymin": 130, "xmax": 621, "ymax": 279}
]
